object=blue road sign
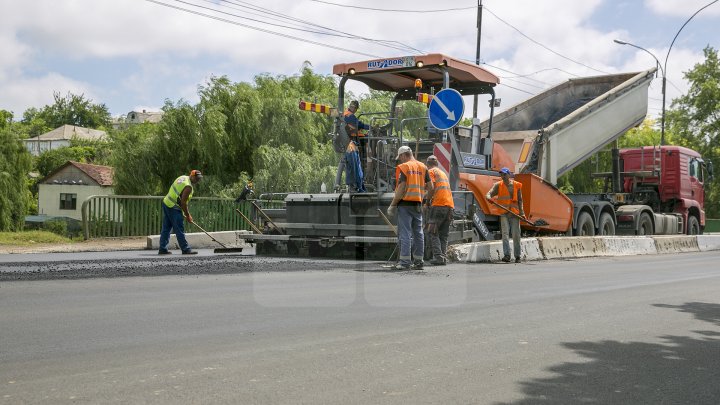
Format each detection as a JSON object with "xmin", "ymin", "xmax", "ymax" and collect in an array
[{"xmin": 428, "ymin": 88, "xmax": 464, "ymax": 130}]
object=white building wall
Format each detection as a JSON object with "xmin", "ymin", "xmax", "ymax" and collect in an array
[{"xmin": 38, "ymin": 184, "xmax": 113, "ymax": 220}]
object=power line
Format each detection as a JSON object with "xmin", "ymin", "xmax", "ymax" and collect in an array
[
  {"xmin": 221, "ymin": 0, "xmax": 425, "ymax": 53},
  {"xmin": 483, "ymin": 6, "xmax": 611, "ymax": 75},
  {"xmin": 146, "ymin": 0, "xmax": 382, "ymax": 58},
  {"xmin": 498, "ymin": 83, "xmax": 535, "ymax": 95},
  {"xmin": 309, "ymin": 0, "xmax": 476, "ymax": 13},
  {"xmin": 148, "ymin": 0, "xmax": 426, "ymax": 57}
]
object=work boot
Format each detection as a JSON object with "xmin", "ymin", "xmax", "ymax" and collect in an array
[
  {"xmin": 515, "ymin": 257, "xmax": 521, "ymax": 263},
  {"xmin": 389, "ymin": 263, "xmax": 410, "ymax": 271},
  {"xmin": 412, "ymin": 260, "xmax": 424, "ymax": 270},
  {"xmin": 158, "ymin": 250, "xmax": 171, "ymax": 255},
  {"xmin": 182, "ymin": 250, "xmax": 198, "ymax": 255},
  {"xmin": 501, "ymin": 255, "xmax": 511, "ymax": 263},
  {"xmin": 430, "ymin": 257, "xmax": 446, "ymax": 266}
]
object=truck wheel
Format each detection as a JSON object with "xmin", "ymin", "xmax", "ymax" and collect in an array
[
  {"xmin": 597, "ymin": 212, "xmax": 615, "ymax": 236},
  {"xmin": 575, "ymin": 212, "xmax": 595, "ymax": 236},
  {"xmin": 637, "ymin": 213, "xmax": 653, "ymax": 235},
  {"xmin": 686, "ymin": 215, "xmax": 700, "ymax": 235}
]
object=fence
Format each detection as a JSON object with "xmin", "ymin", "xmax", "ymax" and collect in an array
[
  {"xmin": 706, "ymin": 219, "xmax": 720, "ymax": 233},
  {"xmin": 81, "ymin": 195, "xmax": 257, "ymax": 240}
]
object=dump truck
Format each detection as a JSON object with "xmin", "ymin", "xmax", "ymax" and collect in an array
[
  {"xmin": 478, "ymin": 68, "xmax": 713, "ymax": 236},
  {"xmin": 238, "ymin": 54, "xmax": 711, "ymax": 257}
]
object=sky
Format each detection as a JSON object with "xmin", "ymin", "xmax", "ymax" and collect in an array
[{"xmin": 1, "ymin": 0, "xmax": 718, "ymax": 123}]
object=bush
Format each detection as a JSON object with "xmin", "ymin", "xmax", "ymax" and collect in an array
[{"xmin": 44, "ymin": 219, "xmax": 67, "ymax": 236}]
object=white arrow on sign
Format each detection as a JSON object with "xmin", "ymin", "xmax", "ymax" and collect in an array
[{"xmin": 433, "ymin": 96, "xmax": 455, "ymax": 121}]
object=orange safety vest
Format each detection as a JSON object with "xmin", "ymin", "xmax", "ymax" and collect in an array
[
  {"xmin": 496, "ymin": 180, "xmax": 522, "ymax": 214},
  {"xmin": 428, "ymin": 167, "xmax": 454, "ymax": 208},
  {"xmin": 396, "ymin": 159, "xmax": 427, "ymax": 202}
]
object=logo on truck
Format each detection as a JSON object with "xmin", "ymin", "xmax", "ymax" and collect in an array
[{"xmin": 367, "ymin": 57, "xmax": 415, "ymax": 70}]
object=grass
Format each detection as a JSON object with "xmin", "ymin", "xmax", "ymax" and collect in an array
[{"xmin": 0, "ymin": 231, "xmax": 73, "ymax": 246}]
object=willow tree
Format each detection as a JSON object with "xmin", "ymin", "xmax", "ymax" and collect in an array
[{"xmin": 0, "ymin": 125, "xmax": 33, "ymax": 231}]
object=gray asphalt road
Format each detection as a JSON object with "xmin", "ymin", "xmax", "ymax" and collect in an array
[{"xmin": 1, "ymin": 252, "xmax": 719, "ymax": 404}]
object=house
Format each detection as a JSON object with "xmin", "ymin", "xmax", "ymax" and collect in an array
[
  {"xmin": 23, "ymin": 125, "xmax": 107, "ymax": 156},
  {"xmin": 37, "ymin": 161, "xmax": 114, "ymax": 221},
  {"xmin": 112, "ymin": 109, "xmax": 163, "ymax": 129}
]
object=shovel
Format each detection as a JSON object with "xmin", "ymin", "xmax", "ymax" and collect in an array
[
  {"xmin": 487, "ymin": 199, "xmax": 550, "ymax": 227},
  {"xmin": 192, "ymin": 221, "xmax": 244, "ymax": 254}
]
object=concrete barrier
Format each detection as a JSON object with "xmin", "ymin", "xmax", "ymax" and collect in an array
[
  {"xmin": 146, "ymin": 230, "xmax": 253, "ymax": 251},
  {"xmin": 451, "ymin": 235, "xmax": 717, "ymax": 263},
  {"xmin": 448, "ymin": 238, "xmax": 542, "ymax": 262},
  {"xmin": 598, "ymin": 236, "xmax": 657, "ymax": 256},
  {"xmin": 652, "ymin": 235, "xmax": 699, "ymax": 254},
  {"xmin": 697, "ymin": 234, "xmax": 720, "ymax": 251},
  {"xmin": 538, "ymin": 236, "xmax": 600, "ymax": 260}
]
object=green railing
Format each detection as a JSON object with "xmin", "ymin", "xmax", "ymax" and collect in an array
[
  {"xmin": 706, "ymin": 219, "xmax": 720, "ymax": 233},
  {"xmin": 81, "ymin": 195, "xmax": 256, "ymax": 239}
]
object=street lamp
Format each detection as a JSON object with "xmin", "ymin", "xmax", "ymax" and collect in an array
[
  {"xmin": 613, "ymin": 39, "xmax": 666, "ymax": 145},
  {"xmin": 615, "ymin": 0, "xmax": 719, "ymax": 146}
]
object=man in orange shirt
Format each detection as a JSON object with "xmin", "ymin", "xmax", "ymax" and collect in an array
[
  {"xmin": 425, "ymin": 155, "xmax": 454, "ymax": 265},
  {"xmin": 387, "ymin": 146, "xmax": 433, "ymax": 270},
  {"xmin": 486, "ymin": 167, "xmax": 524, "ymax": 263}
]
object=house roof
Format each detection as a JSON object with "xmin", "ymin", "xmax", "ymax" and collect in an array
[
  {"xmin": 42, "ymin": 161, "xmax": 114, "ymax": 186},
  {"xmin": 26, "ymin": 125, "xmax": 107, "ymax": 141}
]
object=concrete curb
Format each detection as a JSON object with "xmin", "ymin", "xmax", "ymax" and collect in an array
[
  {"xmin": 450, "ymin": 234, "xmax": 720, "ymax": 263},
  {"xmin": 146, "ymin": 230, "xmax": 253, "ymax": 251},
  {"xmin": 653, "ymin": 235, "xmax": 699, "ymax": 254},
  {"xmin": 449, "ymin": 238, "xmax": 542, "ymax": 263},
  {"xmin": 697, "ymin": 235, "xmax": 720, "ymax": 252}
]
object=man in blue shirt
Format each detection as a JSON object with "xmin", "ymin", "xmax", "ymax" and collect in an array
[{"xmin": 335, "ymin": 100, "xmax": 369, "ymax": 192}]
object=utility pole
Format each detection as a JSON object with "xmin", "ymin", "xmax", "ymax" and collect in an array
[{"xmin": 472, "ymin": 0, "xmax": 483, "ymax": 118}]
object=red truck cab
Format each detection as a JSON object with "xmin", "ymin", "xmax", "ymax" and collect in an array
[{"xmin": 621, "ymin": 145, "xmax": 708, "ymax": 234}]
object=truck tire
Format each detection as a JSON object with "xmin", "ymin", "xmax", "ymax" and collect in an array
[
  {"xmin": 686, "ymin": 215, "xmax": 700, "ymax": 235},
  {"xmin": 597, "ymin": 212, "xmax": 615, "ymax": 236},
  {"xmin": 637, "ymin": 213, "xmax": 653, "ymax": 235},
  {"xmin": 575, "ymin": 212, "xmax": 595, "ymax": 236}
]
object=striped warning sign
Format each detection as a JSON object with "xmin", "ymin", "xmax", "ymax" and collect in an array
[{"xmin": 433, "ymin": 143, "xmax": 451, "ymax": 174}]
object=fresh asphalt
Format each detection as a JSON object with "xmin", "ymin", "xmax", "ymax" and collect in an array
[{"xmin": 1, "ymin": 251, "xmax": 719, "ymax": 403}]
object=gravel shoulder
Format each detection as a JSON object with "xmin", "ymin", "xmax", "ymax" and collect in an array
[{"xmin": 0, "ymin": 237, "xmax": 147, "ymax": 254}]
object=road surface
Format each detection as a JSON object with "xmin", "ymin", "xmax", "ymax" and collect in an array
[{"xmin": 1, "ymin": 251, "xmax": 719, "ymax": 404}]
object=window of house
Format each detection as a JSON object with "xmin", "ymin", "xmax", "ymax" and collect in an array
[{"xmin": 59, "ymin": 193, "xmax": 77, "ymax": 210}]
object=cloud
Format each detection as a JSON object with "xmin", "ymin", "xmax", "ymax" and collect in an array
[
  {"xmin": 645, "ymin": 0, "xmax": 720, "ymax": 17},
  {"xmin": 1, "ymin": 73, "xmax": 97, "ymax": 116}
]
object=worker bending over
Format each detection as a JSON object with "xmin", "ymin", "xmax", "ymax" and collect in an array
[{"xmin": 158, "ymin": 170, "xmax": 203, "ymax": 255}]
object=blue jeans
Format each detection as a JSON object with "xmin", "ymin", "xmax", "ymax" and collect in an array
[
  {"xmin": 159, "ymin": 203, "xmax": 191, "ymax": 252},
  {"xmin": 344, "ymin": 150, "xmax": 365, "ymax": 192},
  {"xmin": 397, "ymin": 205, "xmax": 424, "ymax": 266}
]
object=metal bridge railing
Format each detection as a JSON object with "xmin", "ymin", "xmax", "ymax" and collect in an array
[{"xmin": 81, "ymin": 195, "xmax": 255, "ymax": 240}]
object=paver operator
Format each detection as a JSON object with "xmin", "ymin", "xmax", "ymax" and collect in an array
[{"xmin": 335, "ymin": 100, "xmax": 368, "ymax": 192}]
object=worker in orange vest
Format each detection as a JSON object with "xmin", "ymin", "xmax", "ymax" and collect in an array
[
  {"xmin": 387, "ymin": 146, "xmax": 433, "ymax": 270},
  {"xmin": 486, "ymin": 167, "xmax": 525, "ymax": 263},
  {"xmin": 425, "ymin": 155, "xmax": 454, "ymax": 265}
]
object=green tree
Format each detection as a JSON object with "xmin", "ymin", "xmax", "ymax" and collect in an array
[
  {"xmin": 0, "ymin": 127, "xmax": 33, "ymax": 231},
  {"xmin": 666, "ymin": 46, "xmax": 720, "ymax": 217},
  {"xmin": 35, "ymin": 146, "xmax": 97, "ymax": 177},
  {"xmin": 22, "ymin": 92, "xmax": 112, "ymax": 133},
  {"xmin": 108, "ymin": 122, "xmax": 163, "ymax": 195}
]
